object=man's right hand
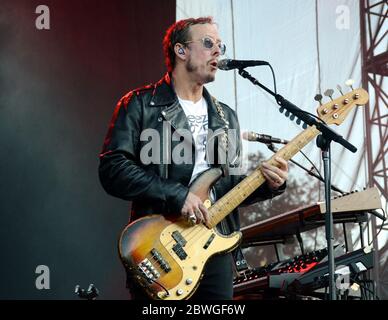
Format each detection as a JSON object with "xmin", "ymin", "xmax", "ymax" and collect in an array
[{"xmin": 181, "ymin": 192, "xmax": 210, "ymax": 225}]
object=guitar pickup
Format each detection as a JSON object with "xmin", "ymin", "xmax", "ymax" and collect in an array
[
  {"xmin": 172, "ymin": 230, "xmax": 187, "ymax": 247},
  {"xmin": 160, "ymin": 262, "xmax": 171, "ymax": 272},
  {"xmin": 172, "ymin": 243, "xmax": 187, "ymax": 260},
  {"xmin": 150, "ymin": 248, "xmax": 171, "ymax": 273},
  {"xmin": 203, "ymin": 233, "xmax": 215, "ymax": 249}
]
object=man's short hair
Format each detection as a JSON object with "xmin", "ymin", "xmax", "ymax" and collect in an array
[{"xmin": 162, "ymin": 17, "xmax": 214, "ymax": 73}]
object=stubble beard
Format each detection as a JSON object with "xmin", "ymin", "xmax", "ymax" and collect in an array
[{"xmin": 186, "ymin": 57, "xmax": 215, "ymax": 84}]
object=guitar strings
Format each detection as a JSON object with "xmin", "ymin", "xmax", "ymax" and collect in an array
[
  {"xmin": 161, "ymin": 200, "xmax": 232, "ymax": 257},
  {"xmin": 152, "ymin": 171, "xmax": 267, "ymax": 275},
  {"xmin": 155, "ymin": 170, "xmax": 267, "ymax": 269},
  {"xmin": 156, "ymin": 207, "xmax": 218, "ymax": 264}
]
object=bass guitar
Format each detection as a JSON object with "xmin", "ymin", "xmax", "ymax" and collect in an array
[{"xmin": 118, "ymin": 88, "xmax": 368, "ymax": 300}]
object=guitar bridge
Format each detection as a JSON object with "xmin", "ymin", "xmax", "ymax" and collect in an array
[{"xmin": 137, "ymin": 258, "xmax": 161, "ymax": 283}]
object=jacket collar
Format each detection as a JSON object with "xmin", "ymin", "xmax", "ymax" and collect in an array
[
  {"xmin": 149, "ymin": 73, "xmax": 176, "ymax": 107},
  {"xmin": 150, "ymin": 73, "xmax": 226, "ymax": 130},
  {"xmin": 203, "ymin": 87, "xmax": 227, "ymax": 133}
]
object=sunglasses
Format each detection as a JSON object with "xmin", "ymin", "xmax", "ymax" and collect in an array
[{"xmin": 184, "ymin": 37, "xmax": 226, "ymax": 55}]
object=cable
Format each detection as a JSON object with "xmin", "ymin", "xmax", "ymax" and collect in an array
[
  {"xmin": 314, "ymin": 0, "xmax": 322, "ymax": 96},
  {"xmin": 350, "ymin": 276, "xmax": 380, "ymax": 300},
  {"xmin": 268, "ymin": 63, "xmax": 277, "ymax": 95},
  {"xmin": 368, "ymin": 208, "xmax": 387, "ymax": 246},
  {"xmin": 267, "ymin": 139, "xmax": 347, "ymax": 195},
  {"xmin": 240, "ymin": 65, "xmax": 325, "ymax": 127},
  {"xmin": 230, "ymin": 0, "xmax": 238, "ymax": 114},
  {"xmin": 136, "ymin": 272, "xmax": 170, "ymax": 298},
  {"xmin": 152, "ymin": 279, "xmax": 170, "ymax": 297},
  {"xmin": 147, "ymin": 276, "xmax": 170, "ymax": 298},
  {"xmin": 298, "ymin": 149, "xmax": 324, "ymax": 181}
]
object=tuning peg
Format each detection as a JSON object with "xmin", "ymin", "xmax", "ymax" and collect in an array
[
  {"xmin": 324, "ymin": 89, "xmax": 334, "ymax": 101},
  {"xmin": 285, "ymin": 110, "xmax": 290, "ymax": 117},
  {"xmin": 314, "ymin": 94, "xmax": 323, "ymax": 105},
  {"xmin": 336, "ymin": 84, "xmax": 344, "ymax": 95},
  {"xmin": 345, "ymin": 79, "xmax": 355, "ymax": 90},
  {"xmin": 296, "ymin": 119, "xmax": 302, "ymax": 125},
  {"xmin": 302, "ymin": 123, "xmax": 308, "ymax": 129},
  {"xmin": 279, "ymin": 107, "xmax": 285, "ymax": 113},
  {"xmin": 290, "ymin": 114, "xmax": 296, "ymax": 121}
]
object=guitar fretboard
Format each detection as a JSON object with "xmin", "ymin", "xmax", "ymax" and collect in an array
[{"xmin": 207, "ymin": 125, "xmax": 320, "ymax": 228}]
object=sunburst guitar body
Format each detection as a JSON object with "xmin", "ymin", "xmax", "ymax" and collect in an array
[{"xmin": 119, "ymin": 167, "xmax": 241, "ymax": 300}]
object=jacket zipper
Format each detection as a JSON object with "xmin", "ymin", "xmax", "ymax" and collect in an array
[{"xmin": 161, "ymin": 109, "xmax": 170, "ymax": 179}]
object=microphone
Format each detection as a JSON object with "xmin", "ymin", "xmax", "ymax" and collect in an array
[
  {"xmin": 217, "ymin": 59, "xmax": 269, "ymax": 70},
  {"xmin": 242, "ymin": 131, "xmax": 289, "ymax": 145}
]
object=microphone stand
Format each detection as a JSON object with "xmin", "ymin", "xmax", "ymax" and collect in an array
[
  {"xmin": 266, "ymin": 143, "xmax": 346, "ymax": 195},
  {"xmin": 238, "ymin": 68, "xmax": 357, "ymax": 300}
]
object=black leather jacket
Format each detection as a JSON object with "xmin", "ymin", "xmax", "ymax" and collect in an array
[{"xmin": 99, "ymin": 73, "xmax": 285, "ymax": 233}]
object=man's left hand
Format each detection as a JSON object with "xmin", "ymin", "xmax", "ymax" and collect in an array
[{"xmin": 261, "ymin": 156, "xmax": 288, "ymax": 190}]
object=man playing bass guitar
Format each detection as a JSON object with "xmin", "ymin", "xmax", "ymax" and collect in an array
[{"xmin": 99, "ymin": 16, "xmax": 288, "ymax": 300}]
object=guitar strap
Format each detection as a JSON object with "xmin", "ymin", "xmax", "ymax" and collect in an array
[
  {"xmin": 212, "ymin": 97, "xmax": 230, "ymax": 153},
  {"xmin": 212, "ymin": 97, "xmax": 249, "ymax": 274}
]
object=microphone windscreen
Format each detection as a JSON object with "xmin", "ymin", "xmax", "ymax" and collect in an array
[
  {"xmin": 242, "ymin": 131, "xmax": 251, "ymax": 141},
  {"xmin": 217, "ymin": 59, "xmax": 230, "ymax": 70}
]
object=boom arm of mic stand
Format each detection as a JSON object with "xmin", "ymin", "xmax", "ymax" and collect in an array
[
  {"xmin": 275, "ymin": 95, "xmax": 357, "ymax": 153},
  {"xmin": 237, "ymin": 68, "xmax": 357, "ymax": 153}
]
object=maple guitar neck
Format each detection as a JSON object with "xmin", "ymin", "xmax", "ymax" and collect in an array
[
  {"xmin": 207, "ymin": 87, "xmax": 369, "ymax": 229},
  {"xmin": 207, "ymin": 125, "xmax": 320, "ymax": 228}
]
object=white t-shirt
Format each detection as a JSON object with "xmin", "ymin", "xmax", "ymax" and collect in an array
[{"xmin": 178, "ymin": 96, "xmax": 209, "ymax": 184}]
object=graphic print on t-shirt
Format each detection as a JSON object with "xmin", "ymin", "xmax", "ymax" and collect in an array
[
  {"xmin": 178, "ymin": 97, "xmax": 209, "ymax": 183},
  {"xmin": 186, "ymin": 114, "xmax": 208, "ymax": 153}
]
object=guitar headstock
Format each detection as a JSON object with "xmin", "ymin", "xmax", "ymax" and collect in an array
[{"xmin": 316, "ymin": 88, "xmax": 369, "ymax": 125}]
